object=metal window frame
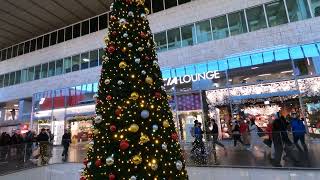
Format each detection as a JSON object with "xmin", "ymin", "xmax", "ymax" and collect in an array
[
  {"xmin": 307, "ymin": 0, "xmax": 314, "ymax": 18},
  {"xmin": 263, "ymin": 4, "xmax": 270, "ymax": 28},
  {"xmin": 226, "ymin": 13, "xmax": 231, "ymax": 37},
  {"xmin": 283, "ymin": 0, "xmax": 291, "ymax": 23},
  {"xmin": 243, "ymin": 9, "xmax": 250, "ymax": 32}
]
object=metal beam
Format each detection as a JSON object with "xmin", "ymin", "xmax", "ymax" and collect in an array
[{"xmin": 51, "ymin": 0, "xmax": 82, "ymax": 21}]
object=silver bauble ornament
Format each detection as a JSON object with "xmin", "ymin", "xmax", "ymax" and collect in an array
[
  {"xmin": 105, "ymin": 79, "xmax": 111, "ymax": 85},
  {"xmin": 162, "ymin": 144, "xmax": 167, "ymax": 150},
  {"xmin": 119, "ymin": 18, "xmax": 127, "ymax": 25},
  {"xmin": 118, "ymin": 80, "xmax": 124, "ymax": 85},
  {"xmin": 130, "ymin": 176, "xmax": 137, "ymax": 180},
  {"xmin": 140, "ymin": 110, "xmax": 150, "ymax": 119},
  {"xmin": 140, "ymin": 13, "xmax": 146, "ymax": 18},
  {"xmin": 176, "ymin": 160, "xmax": 183, "ymax": 170},
  {"xmin": 106, "ymin": 156, "xmax": 114, "ymax": 166},
  {"xmin": 151, "ymin": 163, "xmax": 158, "ymax": 170},
  {"xmin": 123, "ymin": 33, "xmax": 128, "ymax": 38},
  {"xmin": 152, "ymin": 124, "xmax": 158, "ymax": 131},
  {"xmin": 141, "ymin": 70, "xmax": 146, "ymax": 75},
  {"xmin": 128, "ymin": 43, "xmax": 133, "ymax": 48},
  {"xmin": 94, "ymin": 115, "xmax": 102, "ymax": 124},
  {"xmin": 135, "ymin": 58, "xmax": 141, "ymax": 64},
  {"xmin": 138, "ymin": 47, "xmax": 144, "ymax": 51},
  {"xmin": 128, "ymin": 11, "xmax": 134, "ymax": 17}
]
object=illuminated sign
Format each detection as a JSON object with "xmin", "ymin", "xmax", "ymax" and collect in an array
[{"xmin": 163, "ymin": 70, "xmax": 220, "ymax": 86}]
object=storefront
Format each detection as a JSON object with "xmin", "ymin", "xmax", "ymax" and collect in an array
[{"xmin": 31, "ymin": 42, "xmax": 320, "ymax": 142}]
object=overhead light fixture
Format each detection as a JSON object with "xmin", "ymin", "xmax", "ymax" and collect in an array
[
  {"xmin": 83, "ymin": 58, "xmax": 90, "ymax": 62},
  {"xmin": 14, "ymin": 104, "xmax": 19, "ymax": 107},
  {"xmin": 228, "ymin": 79, "xmax": 233, "ymax": 82},
  {"xmin": 258, "ymin": 73, "xmax": 271, "ymax": 77},
  {"xmin": 251, "ymin": 67, "xmax": 259, "ymax": 70},
  {"xmin": 280, "ymin": 70, "xmax": 293, "ymax": 74},
  {"xmin": 243, "ymin": 77, "xmax": 250, "ymax": 80}
]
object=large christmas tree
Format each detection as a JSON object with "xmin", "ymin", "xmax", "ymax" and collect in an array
[{"xmin": 81, "ymin": 0, "xmax": 188, "ymax": 179}]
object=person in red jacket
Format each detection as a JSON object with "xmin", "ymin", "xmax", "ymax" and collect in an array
[{"xmin": 239, "ymin": 119, "xmax": 249, "ymax": 145}]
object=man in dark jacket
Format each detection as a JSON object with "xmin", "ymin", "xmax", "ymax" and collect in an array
[
  {"xmin": 61, "ymin": 130, "xmax": 71, "ymax": 161},
  {"xmin": 37, "ymin": 129, "xmax": 49, "ymax": 165}
]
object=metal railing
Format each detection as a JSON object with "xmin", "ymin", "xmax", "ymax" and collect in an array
[{"xmin": 0, "ymin": 131, "xmax": 319, "ymax": 176}]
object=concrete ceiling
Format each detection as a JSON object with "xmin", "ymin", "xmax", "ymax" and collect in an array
[{"xmin": 0, "ymin": 0, "xmax": 113, "ymax": 49}]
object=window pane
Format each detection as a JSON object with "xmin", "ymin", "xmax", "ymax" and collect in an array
[
  {"xmin": 154, "ymin": 31, "xmax": 167, "ymax": 51},
  {"xmin": 73, "ymin": 23, "xmax": 81, "ymax": 38},
  {"xmin": 34, "ymin": 65, "xmax": 41, "ymax": 80},
  {"xmin": 21, "ymin": 69, "xmax": 28, "ymax": 83},
  {"xmin": 178, "ymin": 0, "xmax": 191, "ymax": 4},
  {"xmin": 48, "ymin": 61, "xmax": 56, "ymax": 77},
  {"xmin": 90, "ymin": 17, "xmax": 98, "ymax": 33},
  {"xmin": 99, "ymin": 48, "xmax": 104, "ymax": 65},
  {"xmin": 228, "ymin": 11, "xmax": 248, "ymax": 36},
  {"xmin": 56, "ymin": 59, "xmax": 63, "ymax": 75},
  {"xmin": 0, "ymin": 75, "xmax": 3, "ymax": 88},
  {"xmin": 65, "ymin": 26, "xmax": 72, "ymax": 41},
  {"xmin": 9, "ymin": 72, "xmax": 15, "ymax": 86},
  {"xmin": 311, "ymin": 0, "xmax": 320, "ymax": 17},
  {"xmin": 28, "ymin": 67, "xmax": 35, "ymax": 81},
  {"xmin": 72, "ymin": 55, "xmax": 80, "ymax": 71},
  {"xmin": 90, "ymin": 50, "xmax": 98, "ymax": 67},
  {"xmin": 211, "ymin": 15, "xmax": 229, "ymax": 40},
  {"xmin": 18, "ymin": 43, "xmax": 24, "ymax": 55},
  {"xmin": 12, "ymin": 45, "xmax": 18, "ymax": 57},
  {"xmin": 165, "ymin": 0, "xmax": 177, "ymax": 9},
  {"xmin": 7, "ymin": 47, "xmax": 12, "ymax": 59},
  {"xmin": 81, "ymin": 52, "xmax": 89, "ymax": 69},
  {"xmin": 246, "ymin": 5, "xmax": 267, "ymax": 31},
  {"xmin": 286, "ymin": 0, "xmax": 311, "ymax": 22},
  {"xmin": 64, "ymin": 57, "xmax": 72, "ymax": 73},
  {"xmin": 167, "ymin": 28, "xmax": 181, "ymax": 50},
  {"xmin": 50, "ymin": 31, "xmax": 57, "ymax": 45},
  {"xmin": 82, "ymin": 20, "xmax": 89, "ymax": 35},
  {"xmin": 153, "ymin": 0, "xmax": 164, "ymax": 13},
  {"xmin": 195, "ymin": 20, "xmax": 212, "ymax": 43},
  {"xmin": 58, "ymin": 29, "xmax": 65, "ymax": 43},
  {"xmin": 99, "ymin": 14, "xmax": 108, "ymax": 30},
  {"xmin": 265, "ymin": 0, "xmax": 288, "ymax": 27},
  {"xmin": 30, "ymin": 39, "xmax": 36, "ymax": 52},
  {"xmin": 36, "ymin": 36, "xmax": 43, "ymax": 50},
  {"xmin": 4, "ymin": 74, "xmax": 9, "ymax": 87},
  {"xmin": 24, "ymin": 41, "xmax": 30, "ymax": 54},
  {"xmin": 41, "ymin": 63, "xmax": 48, "ymax": 78},
  {"xmin": 1, "ymin": 49, "xmax": 7, "ymax": 61},
  {"xmin": 181, "ymin": 24, "xmax": 196, "ymax": 47},
  {"xmin": 15, "ymin": 70, "xmax": 21, "ymax": 84},
  {"xmin": 43, "ymin": 34, "xmax": 50, "ymax": 48}
]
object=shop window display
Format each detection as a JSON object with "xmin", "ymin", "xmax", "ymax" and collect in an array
[{"xmin": 68, "ymin": 116, "xmax": 94, "ymax": 144}]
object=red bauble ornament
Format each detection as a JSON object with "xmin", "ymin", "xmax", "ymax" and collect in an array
[
  {"xmin": 83, "ymin": 159, "xmax": 88, "ymax": 166},
  {"xmin": 155, "ymin": 92, "xmax": 161, "ymax": 98},
  {"xmin": 112, "ymin": 31, "xmax": 117, "ymax": 36},
  {"xmin": 115, "ymin": 108, "xmax": 122, "ymax": 116},
  {"xmin": 110, "ymin": 15, "xmax": 117, "ymax": 21},
  {"xmin": 126, "ymin": 0, "xmax": 132, "ymax": 4},
  {"xmin": 109, "ymin": 173, "xmax": 116, "ymax": 180},
  {"xmin": 120, "ymin": 140, "xmax": 129, "ymax": 150},
  {"xmin": 95, "ymin": 159, "xmax": 102, "ymax": 167},
  {"xmin": 145, "ymin": 56, "xmax": 150, "ymax": 61},
  {"xmin": 107, "ymin": 95, "xmax": 112, "ymax": 100},
  {"xmin": 140, "ymin": 31, "xmax": 146, "ymax": 38},
  {"xmin": 108, "ymin": 45, "xmax": 116, "ymax": 53},
  {"xmin": 80, "ymin": 176, "xmax": 86, "ymax": 180},
  {"xmin": 110, "ymin": 125, "xmax": 117, "ymax": 132},
  {"xmin": 171, "ymin": 133, "xmax": 178, "ymax": 141}
]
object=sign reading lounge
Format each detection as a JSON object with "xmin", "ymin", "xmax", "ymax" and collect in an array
[{"xmin": 163, "ymin": 70, "xmax": 220, "ymax": 86}]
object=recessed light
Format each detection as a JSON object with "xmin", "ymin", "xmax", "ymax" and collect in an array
[
  {"xmin": 14, "ymin": 104, "xmax": 19, "ymax": 107},
  {"xmin": 251, "ymin": 67, "xmax": 259, "ymax": 70},
  {"xmin": 258, "ymin": 73, "xmax": 271, "ymax": 77},
  {"xmin": 83, "ymin": 58, "xmax": 90, "ymax": 62}
]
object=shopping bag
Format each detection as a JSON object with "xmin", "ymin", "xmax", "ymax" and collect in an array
[{"xmin": 32, "ymin": 147, "xmax": 40, "ymax": 158}]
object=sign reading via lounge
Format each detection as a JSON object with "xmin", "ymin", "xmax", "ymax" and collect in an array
[{"xmin": 163, "ymin": 70, "xmax": 220, "ymax": 86}]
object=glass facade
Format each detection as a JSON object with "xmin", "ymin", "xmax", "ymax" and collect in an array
[
  {"xmin": 195, "ymin": 20, "xmax": 212, "ymax": 43},
  {"xmin": 167, "ymin": 27, "xmax": 181, "ymax": 50},
  {"xmin": 265, "ymin": 0, "xmax": 288, "ymax": 27},
  {"xmin": 286, "ymin": 0, "xmax": 311, "ymax": 22},
  {"xmin": 181, "ymin": 24, "xmax": 196, "ymax": 47},
  {"xmin": 228, "ymin": 11, "xmax": 247, "ymax": 36},
  {"xmin": 211, "ymin": 15, "xmax": 229, "ymax": 40},
  {"xmin": 246, "ymin": 5, "xmax": 267, "ymax": 31},
  {"xmin": 310, "ymin": 0, "xmax": 320, "ymax": 17}
]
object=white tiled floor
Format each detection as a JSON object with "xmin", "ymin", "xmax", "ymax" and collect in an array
[{"xmin": 1, "ymin": 163, "xmax": 320, "ymax": 180}]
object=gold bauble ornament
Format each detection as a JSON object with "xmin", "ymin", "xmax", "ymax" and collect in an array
[
  {"xmin": 135, "ymin": 0, "xmax": 145, "ymax": 5},
  {"xmin": 132, "ymin": 155, "xmax": 142, "ymax": 165},
  {"xmin": 139, "ymin": 133, "xmax": 150, "ymax": 144},
  {"xmin": 151, "ymin": 162, "xmax": 158, "ymax": 170},
  {"xmin": 145, "ymin": 76, "xmax": 153, "ymax": 84},
  {"xmin": 145, "ymin": 8, "xmax": 150, "ymax": 15},
  {"xmin": 119, "ymin": 61, "xmax": 127, "ymax": 69},
  {"xmin": 163, "ymin": 120, "xmax": 170, "ymax": 128},
  {"xmin": 93, "ymin": 129, "xmax": 99, "ymax": 135},
  {"xmin": 130, "ymin": 92, "xmax": 139, "ymax": 100},
  {"xmin": 129, "ymin": 124, "xmax": 139, "ymax": 133},
  {"xmin": 104, "ymin": 36, "xmax": 109, "ymax": 44}
]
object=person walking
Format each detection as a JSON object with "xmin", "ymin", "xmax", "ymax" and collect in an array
[
  {"xmin": 61, "ymin": 130, "xmax": 71, "ymax": 161},
  {"xmin": 37, "ymin": 129, "xmax": 49, "ymax": 165},
  {"xmin": 290, "ymin": 113, "xmax": 308, "ymax": 152},
  {"xmin": 25, "ymin": 130, "xmax": 34, "ymax": 160},
  {"xmin": 240, "ymin": 119, "xmax": 249, "ymax": 145},
  {"xmin": 248, "ymin": 119, "xmax": 265, "ymax": 152},
  {"xmin": 232, "ymin": 121, "xmax": 244, "ymax": 148},
  {"xmin": 211, "ymin": 120, "xmax": 226, "ymax": 164},
  {"xmin": 191, "ymin": 122, "xmax": 205, "ymax": 155}
]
